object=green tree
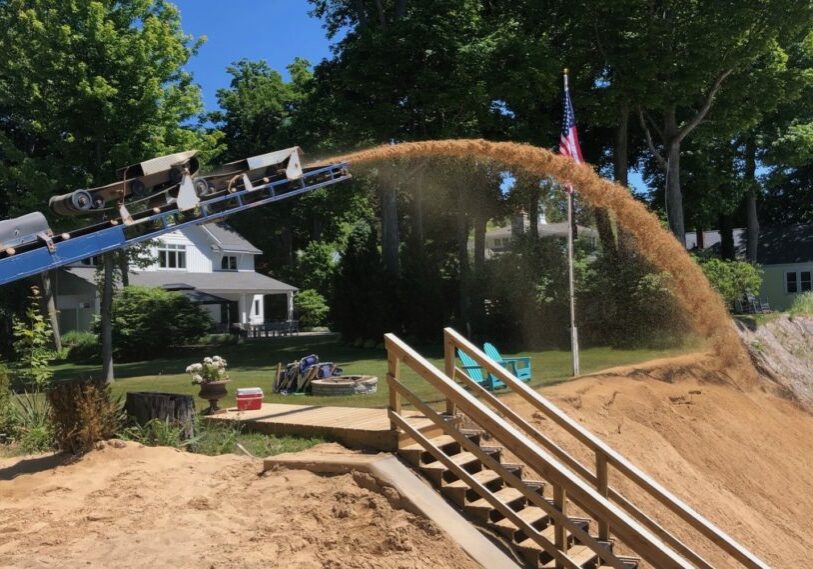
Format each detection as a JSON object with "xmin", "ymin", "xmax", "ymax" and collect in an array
[
  {"xmin": 108, "ymin": 286, "xmax": 212, "ymax": 361},
  {"xmin": 294, "ymin": 289, "xmax": 330, "ymax": 328},
  {"xmin": 0, "ymin": 1, "xmax": 222, "ymax": 382},
  {"xmin": 11, "ymin": 286, "xmax": 55, "ymax": 389}
]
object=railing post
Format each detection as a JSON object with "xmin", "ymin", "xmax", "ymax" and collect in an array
[
  {"xmin": 553, "ymin": 484, "xmax": 568, "ymax": 567},
  {"xmin": 388, "ymin": 350, "xmax": 401, "ymax": 429},
  {"xmin": 443, "ymin": 332, "xmax": 457, "ymax": 416},
  {"xmin": 597, "ymin": 451, "xmax": 610, "ymax": 540}
]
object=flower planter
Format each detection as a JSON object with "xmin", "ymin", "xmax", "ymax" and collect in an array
[{"xmin": 198, "ymin": 380, "xmax": 231, "ymax": 415}]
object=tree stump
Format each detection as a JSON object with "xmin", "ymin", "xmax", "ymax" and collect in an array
[{"xmin": 124, "ymin": 392, "xmax": 196, "ymax": 439}]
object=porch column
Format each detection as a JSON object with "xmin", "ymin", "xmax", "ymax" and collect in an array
[{"xmin": 286, "ymin": 291, "xmax": 295, "ymax": 321}]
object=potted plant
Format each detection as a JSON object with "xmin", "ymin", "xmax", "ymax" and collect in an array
[{"xmin": 187, "ymin": 356, "xmax": 230, "ymax": 415}]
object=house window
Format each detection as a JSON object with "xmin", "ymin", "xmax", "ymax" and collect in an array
[
  {"xmin": 157, "ymin": 242, "xmax": 186, "ymax": 269},
  {"xmin": 254, "ymin": 299, "xmax": 260, "ymax": 316},
  {"xmin": 786, "ymin": 271, "xmax": 812, "ymax": 294},
  {"xmin": 221, "ymin": 255, "xmax": 237, "ymax": 271}
]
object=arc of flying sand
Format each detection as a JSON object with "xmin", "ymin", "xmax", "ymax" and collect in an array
[{"xmin": 316, "ymin": 139, "xmax": 750, "ymax": 374}]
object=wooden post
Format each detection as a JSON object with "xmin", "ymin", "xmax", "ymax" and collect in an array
[
  {"xmin": 553, "ymin": 483, "xmax": 568, "ymax": 566},
  {"xmin": 387, "ymin": 351, "xmax": 401, "ymax": 427},
  {"xmin": 597, "ymin": 452, "xmax": 610, "ymax": 540},
  {"xmin": 443, "ymin": 333, "xmax": 457, "ymax": 416}
]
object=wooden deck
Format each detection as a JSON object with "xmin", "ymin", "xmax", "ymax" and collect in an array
[{"xmin": 204, "ymin": 403, "xmax": 431, "ymax": 451}]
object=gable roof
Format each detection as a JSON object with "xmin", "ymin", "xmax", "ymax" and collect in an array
[
  {"xmin": 200, "ymin": 222, "xmax": 262, "ymax": 255},
  {"xmin": 63, "ymin": 267, "xmax": 296, "ymax": 295},
  {"xmin": 757, "ymin": 224, "xmax": 813, "ymax": 265}
]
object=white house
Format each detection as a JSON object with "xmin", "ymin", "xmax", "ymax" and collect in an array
[
  {"xmin": 471, "ymin": 212, "xmax": 598, "ymax": 258},
  {"xmin": 54, "ymin": 222, "xmax": 297, "ymax": 333},
  {"xmin": 686, "ymin": 225, "xmax": 813, "ymax": 311}
]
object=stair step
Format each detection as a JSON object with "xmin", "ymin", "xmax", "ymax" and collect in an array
[
  {"xmin": 442, "ymin": 469, "xmax": 503, "ymax": 507},
  {"xmin": 420, "ymin": 451, "xmax": 482, "ymax": 485},
  {"xmin": 465, "ymin": 486, "xmax": 526, "ymax": 523},
  {"xmin": 493, "ymin": 505, "xmax": 551, "ymax": 540},
  {"xmin": 541, "ymin": 545, "xmax": 596, "ymax": 568},
  {"xmin": 399, "ymin": 435, "xmax": 459, "ymax": 467},
  {"xmin": 517, "ymin": 524, "xmax": 574, "ymax": 552}
]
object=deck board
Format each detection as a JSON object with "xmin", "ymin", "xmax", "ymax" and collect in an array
[{"xmin": 204, "ymin": 403, "xmax": 420, "ymax": 451}]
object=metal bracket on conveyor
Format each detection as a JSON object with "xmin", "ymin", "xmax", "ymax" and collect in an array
[{"xmin": 37, "ymin": 232, "xmax": 56, "ymax": 254}]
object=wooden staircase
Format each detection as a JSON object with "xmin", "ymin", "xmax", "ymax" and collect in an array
[
  {"xmin": 383, "ymin": 328, "xmax": 770, "ymax": 569},
  {"xmin": 400, "ymin": 429, "xmax": 640, "ymax": 569}
]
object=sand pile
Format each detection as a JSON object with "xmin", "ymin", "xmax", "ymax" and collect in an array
[
  {"xmin": 0, "ymin": 442, "xmax": 481, "ymax": 569},
  {"xmin": 512, "ymin": 353, "xmax": 813, "ymax": 568}
]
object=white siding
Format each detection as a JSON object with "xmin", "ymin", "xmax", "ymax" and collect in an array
[{"xmin": 142, "ymin": 226, "xmax": 214, "ymax": 273}]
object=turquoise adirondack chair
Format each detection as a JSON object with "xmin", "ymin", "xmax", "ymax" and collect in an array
[
  {"xmin": 483, "ymin": 342, "xmax": 532, "ymax": 383},
  {"xmin": 457, "ymin": 348, "xmax": 505, "ymax": 391}
]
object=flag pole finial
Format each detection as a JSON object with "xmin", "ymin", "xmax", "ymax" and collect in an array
[{"xmin": 564, "ymin": 67, "xmax": 569, "ymax": 75}]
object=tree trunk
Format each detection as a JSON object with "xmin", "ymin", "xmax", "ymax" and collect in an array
[
  {"xmin": 40, "ymin": 270, "xmax": 61, "ymax": 351},
  {"xmin": 379, "ymin": 183, "xmax": 400, "ymax": 276},
  {"xmin": 696, "ymin": 227, "xmax": 705, "ymax": 250},
  {"xmin": 473, "ymin": 213, "xmax": 486, "ymax": 275},
  {"xmin": 594, "ymin": 209, "xmax": 616, "ymax": 257},
  {"xmin": 615, "ymin": 103, "xmax": 635, "ymax": 258},
  {"xmin": 665, "ymin": 141, "xmax": 685, "ymax": 244},
  {"xmin": 117, "ymin": 251, "xmax": 129, "ymax": 287},
  {"xmin": 528, "ymin": 183, "xmax": 540, "ymax": 239},
  {"xmin": 744, "ymin": 139, "xmax": 759, "ymax": 263},
  {"xmin": 100, "ymin": 253, "xmax": 115, "ymax": 384},
  {"xmin": 124, "ymin": 392, "xmax": 196, "ymax": 439},
  {"xmin": 614, "ymin": 103, "xmax": 629, "ymax": 187},
  {"xmin": 456, "ymin": 187, "xmax": 470, "ymax": 333},
  {"xmin": 412, "ymin": 171, "xmax": 425, "ymax": 252},
  {"xmin": 719, "ymin": 214, "xmax": 735, "ymax": 260}
]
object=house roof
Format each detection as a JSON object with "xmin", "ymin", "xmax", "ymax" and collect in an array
[
  {"xmin": 63, "ymin": 267, "xmax": 296, "ymax": 295},
  {"xmin": 200, "ymin": 222, "xmax": 262, "ymax": 255},
  {"xmin": 756, "ymin": 224, "xmax": 813, "ymax": 265}
]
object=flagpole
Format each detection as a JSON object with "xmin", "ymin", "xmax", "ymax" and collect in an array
[{"xmin": 564, "ymin": 68, "xmax": 580, "ymax": 376}]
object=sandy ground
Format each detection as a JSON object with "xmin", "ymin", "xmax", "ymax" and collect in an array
[
  {"xmin": 0, "ymin": 442, "xmax": 481, "ymax": 569},
  {"xmin": 2, "ymin": 352, "xmax": 812, "ymax": 568},
  {"xmin": 510, "ymin": 353, "xmax": 813, "ymax": 568}
]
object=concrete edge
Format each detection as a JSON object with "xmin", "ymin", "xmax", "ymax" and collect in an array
[{"xmin": 264, "ymin": 453, "xmax": 521, "ymax": 569}]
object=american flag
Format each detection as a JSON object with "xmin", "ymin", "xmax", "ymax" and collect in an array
[{"xmin": 559, "ymin": 76, "xmax": 583, "ymax": 193}]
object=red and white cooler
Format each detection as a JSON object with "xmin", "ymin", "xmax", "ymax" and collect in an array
[{"xmin": 236, "ymin": 387, "xmax": 264, "ymax": 411}]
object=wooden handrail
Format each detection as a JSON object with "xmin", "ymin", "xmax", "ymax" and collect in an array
[
  {"xmin": 453, "ymin": 366, "xmax": 714, "ymax": 569},
  {"xmin": 444, "ymin": 327, "xmax": 770, "ymax": 569},
  {"xmin": 388, "ymin": 377, "xmax": 630, "ymax": 569},
  {"xmin": 385, "ymin": 332, "xmax": 692, "ymax": 569}
]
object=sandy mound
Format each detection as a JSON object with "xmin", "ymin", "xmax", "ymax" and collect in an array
[
  {"xmin": 0, "ymin": 442, "xmax": 480, "ymax": 569},
  {"xmin": 511, "ymin": 353, "xmax": 813, "ymax": 568}
]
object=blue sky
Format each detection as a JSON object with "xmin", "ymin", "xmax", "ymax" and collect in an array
[{"xmin": 173, "ymin": 0, "xmax": 335, "ymax": 112}]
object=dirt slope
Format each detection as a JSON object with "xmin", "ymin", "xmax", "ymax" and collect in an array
[
  {"xmin": 0, "ymin": 442, "xmax": 481, "ymax": 569},
  {"xmin": 511, "ymin": 354, "xmax": 813, "ymax": 568},
  {"xmin": 737, "ymin": 315, "xmax": 813, "ymax": 407}
]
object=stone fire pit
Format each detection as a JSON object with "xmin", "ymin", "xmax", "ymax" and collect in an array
[{"xmin": 310, "ymin": 375, "xmax": 378, "ymax": 396}]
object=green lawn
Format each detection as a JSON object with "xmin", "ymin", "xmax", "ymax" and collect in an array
[{"xmin": 52, "ymin": 335, "xmax": 695, "ymax": 410}]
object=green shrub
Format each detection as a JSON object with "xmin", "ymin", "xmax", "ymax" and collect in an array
[
  {"xmin": 108, "ymin": 286, "xmax": 212, "ymax": 361},
  {"xmin": 295, "ymin": 289, "xmax": 330, "ymax": 328},
  {"xmin": 199, "ymin": 333, "xmax": 240, "ymax": 346},
  {"xmin": 8, "ymin": 392, "xmax": 54, "ymax": 453},
  {"xmin": 61, "ymin": 330, "xmax": 99, "ymax": 363},
  {"xmin": 789, "ymin": 291, "xmax": 813, "ymax": 316},
  {"xmin": 697, "ymin": 258, "xmax": 763, "ymax": 305},
  {"xmin": 12, "ymin": 286, "xmax": 56, "ymax": 389},
  {"xmin": 0, "ymin": 362, "xmax": 13, "ymax": 437},
  {"xmin": 48, "ymin": 380, "xmax": 123, "ymax": 454}
]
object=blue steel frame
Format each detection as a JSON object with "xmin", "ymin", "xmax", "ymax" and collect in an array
[{"xmin": 0, "ymin": 162, "xmax": 351, "ymax": 286}]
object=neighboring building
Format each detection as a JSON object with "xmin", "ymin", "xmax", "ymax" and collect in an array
[
  {"xmin": 686, "ymin": 224, "xmax": 813, "ymax": 311},
  {"xmin": 54, "ymin": 222, "xmax": 297, "ymax": 333},
  {"xmin": 472, "ymin": 212, "xmax": 598, "ymax": 258}
]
